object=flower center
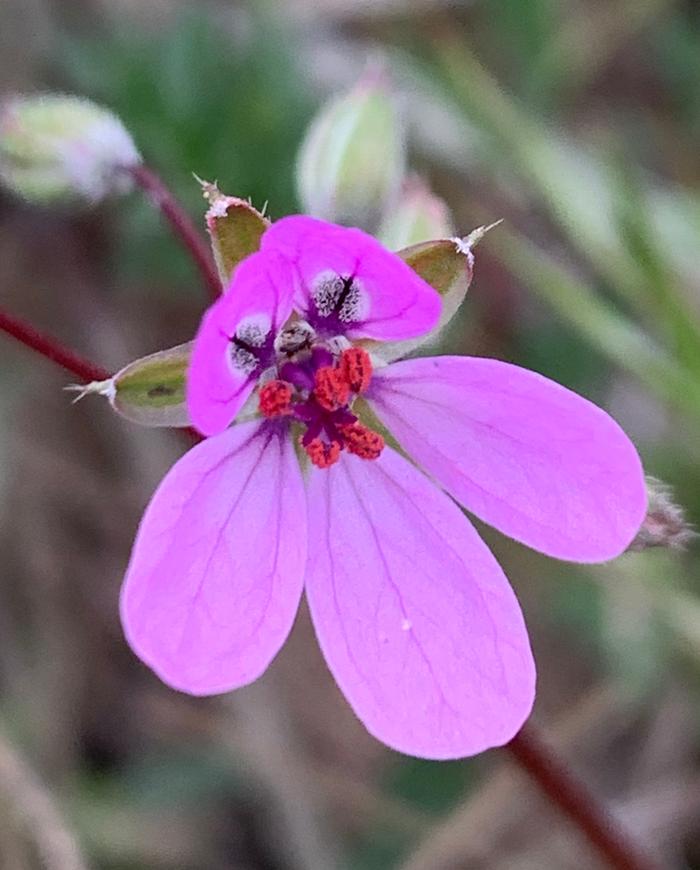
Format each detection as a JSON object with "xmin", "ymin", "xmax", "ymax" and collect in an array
[{"xmin": 258, "ymin": 345, "xmax": 384, "ymax": 469}]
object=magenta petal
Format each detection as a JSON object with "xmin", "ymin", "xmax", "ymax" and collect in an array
[
  {"xmin": 305, "ymin": 448, "xmax": 535, "ymax": 759},
  {"xmin": 370, "ymin": 356, "xmax": 647, "ymax": 562},
  {"xmin": 120, "ymin": 421, "xmax": 306, "ymax": 695},
  {"xmin": 261, "ymin": 215, "xmax": 440, "ymax": 341},
  {"xmin": 187, "ymin": 250, "xmax": 296, "ymax": 436}
]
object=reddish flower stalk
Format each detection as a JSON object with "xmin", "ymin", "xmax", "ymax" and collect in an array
[
  {"xmin": 0, "ymin": 308, "xmax": 109, "ymax": 383},
  {"xmin": 0, "ymin": 304, "xmax": 657, "ymax": 870},
  {"xmin": 507, "ymin": 726, "xmax": 662, "ymax": 870},
  {"xmin": 129, "ymin": 164, "xmax": 221, "ymax": 301}
]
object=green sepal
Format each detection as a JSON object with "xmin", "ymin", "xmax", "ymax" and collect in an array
[
  {"xmin": 369, "ymin": 237, "xmax": 473, "ymax": 362},
  {"xmin": 110, "ymin": 342, "xmax": 193, "ymax": 427},
  {"xmin": 201, "ymin": 180, "xmax": 269, "ymax": 287}
]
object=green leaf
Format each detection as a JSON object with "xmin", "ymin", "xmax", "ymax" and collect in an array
[{"xmin": 202, "ymin": 181, "xmax": 269, "ymax": 286}]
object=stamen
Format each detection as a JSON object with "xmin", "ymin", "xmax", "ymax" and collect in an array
[
  {"xmin": 258, "ymin": 380, "xmax": 293, "ymax": 418},
  {"xmin": 340, "ymin": 423, "xmax": 384, "ymax": 460},
  {"xmin": 338, "ymin": 347, "xmax": 372, "ymax": 394},
  {"xmin": 314, "ymin": 366, "xmax": 350, "ymax": 412},
  {"xmin": 304, "ymin": 436, "xmax": 342, "ymax": 469}
]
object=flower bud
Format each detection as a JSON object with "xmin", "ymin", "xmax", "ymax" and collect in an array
[
  {"xmin": 0, "ymin": 94, "xmax": 141, "ymax": 204},
  {"xmin": 296, "ymin": 68, "xmax": 405, "ymax": 229},
  {"xmin": 378, "ymin": 175, "xmax": 454, "ymax": 250}
]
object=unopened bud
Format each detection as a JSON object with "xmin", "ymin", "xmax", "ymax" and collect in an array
[
  {"xmin": 378, "ymin": 175, "xmax": 454, "ymax": 250},
  {"xmin": 628, "ymin": 477, "xmax": 696, "ymax": 552},
  {"xmin": 296, "ymin": 68, "xmax": 405, "ymax": 229},
  {"xmin": 0, "ymin": 94, "xmax": 141, "ymax": 204}
]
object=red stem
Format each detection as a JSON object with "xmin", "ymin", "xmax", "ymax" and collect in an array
[
  {"xmin": 129, "ymin": 164, "xmax": 221, "ymax": 301},
  {"xmin": 0, "ymin": 308, "xmax": 110, "ymax": 383},
  {"xmin": 507, "ymin": 725, "xmax": 662, "ymax": 870},
  {"xmin": 0, "ymin": 307, "xmax": 663, "ymax": 870}
]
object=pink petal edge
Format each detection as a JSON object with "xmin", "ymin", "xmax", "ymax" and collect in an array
[
  {"xmin": 261, "ymin": 215, "xmax": 441, "ymax": 342},
  {"xmin": 120, "ymin": 421, "xmax": 306, "ymax": 695},
  {"xmin": 369, "ymin": 356, "xmax": 647, "ymax": 563},
  {"xmin": 187, "ymin": 250, "xmax": 296, "ymax": 437},
  {"xmin": 305, "ymin": 447, "xmax": 535, "ymax": 760}
]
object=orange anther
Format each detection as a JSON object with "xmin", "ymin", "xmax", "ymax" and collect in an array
[
  {"xmin": 340, "ymin": 422, "xmax": 384, "ymax": 460},
  {"xmin": 314, "ymin": 366, "xmax": 350, "ymax": 412},
  {"xmin": 258, "ymin": 380, "xmax": 293, "ymax": 418},
  {"xmin": 339, "ymin": 347, "xmax": 373, "ymax": 394},
  {"xmin": 304, "ymin": 436, "xmax": 342, "ymax": 469}
]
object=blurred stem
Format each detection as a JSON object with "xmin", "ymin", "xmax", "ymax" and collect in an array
[
  {"xmin": 507, "ymin": 726, "xmax": 661, "ymax": 870},
  {"xmin": 0, "ymin": 727, "xmax": 89, "ymax": 870},
  {"xmin": 0, "ymin": 308, "xmax": 110, "ymax": 383},
  {"xmin": 224, "ymin": 678, "xmax": 341, "ymax": 870},
  {"xmin": 495, "ymin": 227, "xmax": 700, "ymax": 422},
  {"xmin": 129, "ymin": 164, "xmax": 221, "ymax": 301}
]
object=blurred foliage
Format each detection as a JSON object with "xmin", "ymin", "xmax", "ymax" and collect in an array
[{"xmin": 60, "ymin": 9, "xmax": 313, "ymax": 291}]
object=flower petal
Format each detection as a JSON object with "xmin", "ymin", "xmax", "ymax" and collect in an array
[
  {"xmin": 261, "ymin": 215, "xmax": 440, "ymax": 341},
  {"xmin": 305, "ymin": 448, "xmax": 535, "ymax": 759},
  {"xmin": 187, "ymin": 250, "xmax": 296, "ymax": 437},
  {"xmin": 369, "ymin": 356, "xmax": 647, "ymax": 562},
  {"xmin": 120, "ymin": 421, "xmax": 306, "ymax": 695}
]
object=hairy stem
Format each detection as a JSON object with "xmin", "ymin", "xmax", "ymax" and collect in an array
[
  {"xmin": 506, "ymin": 725, "xmax": 662, "ymax": 870},
  {"xmin": 0, "ymin": 308, "xmax": 110, "ymax": 383},
  {"xmin": 129, "ymin": 164, "xmax": 221, "ymax": 301}
]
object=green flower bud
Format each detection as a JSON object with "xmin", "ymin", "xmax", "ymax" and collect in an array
[
  {"xmin": 296, "ymin": 68, "xmax": 405, "ymax": 229},
  {"xmin": 0, "ymin": 94, "xmax": 141, "ymax": 205},
  {"xmin": 378, "ymin": 176, "xmax": 454, "ymax": 250}
]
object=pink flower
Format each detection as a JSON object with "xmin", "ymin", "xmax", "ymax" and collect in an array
[{"xmin": 120, "ymin": 216, "xmax": 647, "ymax": 759}]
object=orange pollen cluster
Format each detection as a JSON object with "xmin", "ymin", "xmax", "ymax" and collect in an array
[
  {"xmin": 338, "ymin": 346, "xmax": 373, "ymax": 393},
  {"xmin": 313, "ymin": 366, "xmax": 350, "ymax": 412},
  {"xmin": 305, "ymin": 437, "xmax": 341, "ymax": 469},
  {"xmin": 339, "ymin": 422, "xmax": 385, "ymax": 460},
  {"xmin": 258, "ymin": 380, "xmax": 293, "ymax": 418}
]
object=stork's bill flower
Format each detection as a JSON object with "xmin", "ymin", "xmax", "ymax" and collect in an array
[{"xmin": 120, "ymin": 216, "xmax": 646, "ymax": 759}]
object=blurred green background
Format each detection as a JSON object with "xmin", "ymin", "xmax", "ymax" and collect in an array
[{"xmin": 0, "ymin": 0, "xmax": 699, "ymax": 867}]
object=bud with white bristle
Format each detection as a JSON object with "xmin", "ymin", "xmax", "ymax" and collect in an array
[{"xmin": 0, "ymin": 94, "xmax": 141, "ymax": 205}]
